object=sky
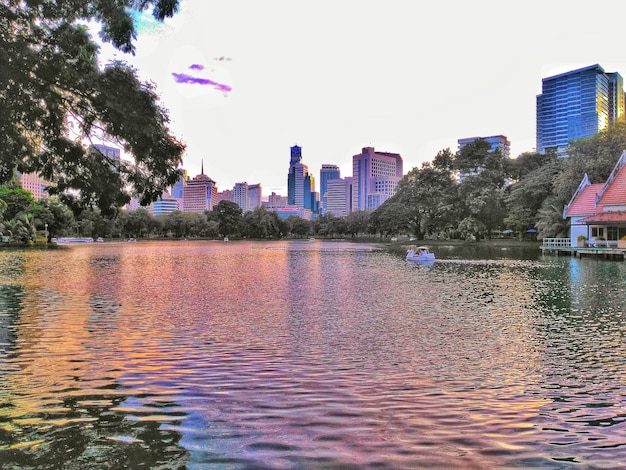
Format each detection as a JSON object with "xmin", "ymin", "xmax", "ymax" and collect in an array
[{"xmin": 98, "ymin": 0, "xmax": 626, "ymax": 196}]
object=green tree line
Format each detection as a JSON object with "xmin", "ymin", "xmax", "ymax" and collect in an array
[
  {"xmin": 371, "ymin": 121, "xmax": 626, "ymax": 241},
  {"xmin": 4, "ymin": 121, "xmax": 626, "ymax": 245}
]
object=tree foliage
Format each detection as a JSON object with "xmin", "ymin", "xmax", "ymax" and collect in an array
[{"xmin": 1, "ymin": 0, "xmax": 184, "ymax": 216}]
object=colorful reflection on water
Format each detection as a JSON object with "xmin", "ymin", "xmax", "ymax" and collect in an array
[{"xmin": 1, "ymin": 240, "xmax": 626, "ymax": 468}]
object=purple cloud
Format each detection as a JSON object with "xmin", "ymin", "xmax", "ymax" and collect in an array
[
  {"xmin": 171, "ymin": 73, "xmax": 232, "ymax": 92},
  {"xmin": 189, "ymin": 64, "xmax": 204, "ymax": 71}
]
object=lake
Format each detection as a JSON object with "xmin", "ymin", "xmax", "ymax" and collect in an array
[{"xmin": 1, "ymin": 240, "xmax": 626, "ymax": 469}]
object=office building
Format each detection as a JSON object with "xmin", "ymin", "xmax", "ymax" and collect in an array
[
  {"xmin": 287, "ymin": 145, "xmax": 318, "ymax": 214},
  {"xmin": 352, "ymin": 147, "xmax": 403, "ymax": 211},
  {"xmin": 248, "ymin": 184, "xmax": 262, "ymax": 210},
  {"xmin": 233, "ymin": 182, "xmax": 249, "ymax": 212},
  {"xmin": 264, "ymin": 192, "xmax": 289, "ymax": 209},
  {"xmin": 171, "ymin": 169, "xmax": 187, "ymax": 199},
  {"xmin": 326, "ymin": 177, "xmax": 353, "ymax": 217},
  {"xmin": 319, "ymin": 164, "xmax": 340, "ymax": 215},
  {"xmin": 182, "ymin": 162, "xmax": 217, "ymax": 213},
  {"xmin": 149, "ymin": 193, "xmax": 179, "ymax": 215},
  {"xmin": 536, "ymin": 64, "xmax": 625, "ymax": 154},
  {"xmin": 218, "ymin": 189, "xmax": 234, "ymax": 204},
  {"xmin": 19, "ymin": 172, "xmax": 50, "ymax": 200}
]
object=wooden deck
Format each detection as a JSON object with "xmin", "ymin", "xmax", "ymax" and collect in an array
[{"xmin": 541, "ymin": 238, "xmax": 625, "ymax": 260}]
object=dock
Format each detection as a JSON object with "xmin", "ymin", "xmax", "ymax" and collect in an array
[{"xmin": 541, "ymin": 238, "xmax": 626, "ymax": 260}]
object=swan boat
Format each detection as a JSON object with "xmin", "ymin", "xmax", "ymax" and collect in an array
[{"xmin": 406, "ymin": 246, "xmax": 435, "ymax": 263}]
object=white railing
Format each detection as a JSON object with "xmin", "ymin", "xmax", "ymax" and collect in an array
[{"xmin": 542, "ymin": 238, "xmax": 571, "ymax": 247}]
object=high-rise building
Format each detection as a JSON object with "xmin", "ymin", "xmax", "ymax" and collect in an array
[
  {"xmin": 149, "ymin": 193, "xmax": 179, "ymax": 215},
  {"xmin": 326, "ymin": 177, "xmax": 353, "ymax": 217},
  {"xmin": 319, "ymin": 164, "xmax": 340, "ymax": 215},
  {"xmin": 233, "ymin": 182, "xmax": 249, "ymax": 212},
  {"xmin": 457, "ymin": 135, "xmax": 510, "ymax": 158},
  {"xmin": 182, "ymin": 161, "xmax": 217, "ymax": 213},
  {"xmin": 19, "ymin": 172, "xmax": 50, "ymax": 199},
  {"xmin": 287, "ymin": 145, "xmax": 318, "ymax": 214},
  {"xmin": 264, "ymin": 192, "xmax": 289, "ymax": 208},
  {"xmin": 218, "ymin": 189, "xmax": 234, "ymax": 204},
  {"xmin": 171, "ymin": 169, "xmax": 187, "ymax": 199},
  {"xmin": 536, "ymin": 64, "xmax": 625, "ymax": 154},
  {"xmin": 352, "ymin": 147, "xmax": 403, "ymax": 211},
  {"xmin": 248, "ymin": 183, "xmax": 262, "ymax": 210}
]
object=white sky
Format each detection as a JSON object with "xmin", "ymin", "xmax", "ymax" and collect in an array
[{"xmin": 99, "ymin": 0, "xmax": 626, "ymax": 196}]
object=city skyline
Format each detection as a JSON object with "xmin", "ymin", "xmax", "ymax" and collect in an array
[{"xmin": 95, "ymin": 0, "xmax": 626, "ymax": 195}]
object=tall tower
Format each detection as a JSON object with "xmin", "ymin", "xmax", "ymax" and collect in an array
[
  {"xmin": 287, "ymin": 145, "xmax": 318, "ymax": 214},
  {"xmin": 182, "ymin": 161, "xmax": 217, "ymax": 213},
  {"xmin": 319, "ymin": 164, "xmax": 340, "ymax": 215},
  {"xmin": 287, "ymin": 145, "xmax": 302, "ymax": 206},
  {"xmin": 352, "ymin": 147, "xmax": 403, "ymax": 211},
  {"xmin": 233, "ymin": 182, "xmax": 249, "ymax": 212},
  {"xmin": 536, "ymin": 64, "xmax": 625, "ymax": 154}
]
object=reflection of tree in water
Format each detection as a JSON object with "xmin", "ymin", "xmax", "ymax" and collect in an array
[
  {"xmin": 0, "ymin": 284, "xmax": 23, "ymax": 359},
  {"xmin": 0, "ymin": 288, "xmax": 190, "ymax": 469},
  {"xmin": 1, "ymin": 386, "xmax": 189, "ymax": 469}
]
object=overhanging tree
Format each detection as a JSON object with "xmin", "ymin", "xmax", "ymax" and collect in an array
[{"xmin": 1, "ymin": 0, "xmax": 184, "ymax": 216}]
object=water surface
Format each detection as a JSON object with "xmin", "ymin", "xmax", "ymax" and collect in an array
[{"xmin": 1, "ymin": 240, "xmax": 626, "ymax": 469}]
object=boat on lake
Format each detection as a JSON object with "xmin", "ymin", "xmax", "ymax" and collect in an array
[
  {"xmin": 406, "ymin": 246, "xmax": 435, "ymax": 263},
  {"xmin": 53, "ymin": 237, "xmax": 94, "ymax": 244}
]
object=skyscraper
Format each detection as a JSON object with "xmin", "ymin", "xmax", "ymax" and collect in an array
[
  {"xmin": 319, "ymin": 164, "xmax": 340, "ymax": 215},
  {"xmin": 287, "ymin": 145, "xmax": 318, "ymax": 215},
  {"xmin": 171, "ymin": 169, "xmax": 187, "ymax": 199},
  {"xmin": 233, "ymin": 182, "xmax": 249, "ymax": 212},
  {"xmin": 326, "ymin": 177, "xmax": 353, "ymax": 217},
  {"xmin": 182, "ymin": 161, "xmax": 217, "ymax": 213},
  {"xmin": 536, "ymin": 64, "xmax": 625, "ymax": 154},
  {"xmin": 352, "ymin": 147, "xmax": 403, "ymax": 211},
  {"xmin": 248, "ymin": 183, "xmax": 262, "ymax": 210}
]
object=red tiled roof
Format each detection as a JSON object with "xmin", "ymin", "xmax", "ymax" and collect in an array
[
  {"xmin": 597, "ymin": 164, "xmax": 626, "ymax": 206},
  {"xmin": 579, "ymin": 211, "xmax": 626, "ymax": 223},
  {"xmin": 564, "ymin": 184, "xmax": 603, "ymax": 217}
]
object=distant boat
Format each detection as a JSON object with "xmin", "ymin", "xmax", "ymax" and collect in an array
[
  {"xmin": 53, "ymin": 237, "xmax": 94, "ymax": 244},
  {"xmin": 127, "ymin": 238, "xmax": 137, "ymax": 243},
  {"xmin": 309, "ymin": 237, "xmax": 316, "ymax": 241},
  {"xmin": 391, "ymin": 237, "xmax": 398, "ymax": 242},
  {"xmin": 224, "ymin": 237, "xmax": 229, "ymax": 242},
  {"xmin": 406, "ymin": 246, "xmax": 435, "ymax": 263}
]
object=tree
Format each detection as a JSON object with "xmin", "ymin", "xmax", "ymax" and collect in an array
[
  {"xmin": 553, "ymin": 121, "xmax": 626, "ymax": 202},
  {"xmin": 1, "ymin": 1, "xmax": 184, "ymax": 216},
  {"xmin": 455, "ymin": 143, "xmax": 508, "ymax": 238},
  {"xmin": 242, "ymin": 207, "xmax": 283, "ymax": 239},
  {"xmin": 0, "ymin": 186, "xmax": 35, "ymax": 221},
  {"xmin": 504, "ymin": 159, "xmax": 563, "ymax": 233},
  {"xmin": 214, "ymin": 201, "xmax": 243, "ymax": 238},
  {"xmin": 535, "ymin": 196, "xmax": 569, "ymax": 239},
  {"xmin": 386, "ymin": 153, "xmax": 458, "ymax": 239},
  {"xmin": 288, "ymin": 216, "xmax": 311, "ymax": 238}
]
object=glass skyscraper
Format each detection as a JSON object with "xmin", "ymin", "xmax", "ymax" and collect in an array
[
  {"xmin": 536, "ymin": 64, "xmax": 625, "ymax": 154},
  {"xmin": 319, "ymin": 164, "xmax": 340, "ymax": 215},
  {"xmin": 287, "ymin": 145, "xmax": 318, "ymax": 215}
]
